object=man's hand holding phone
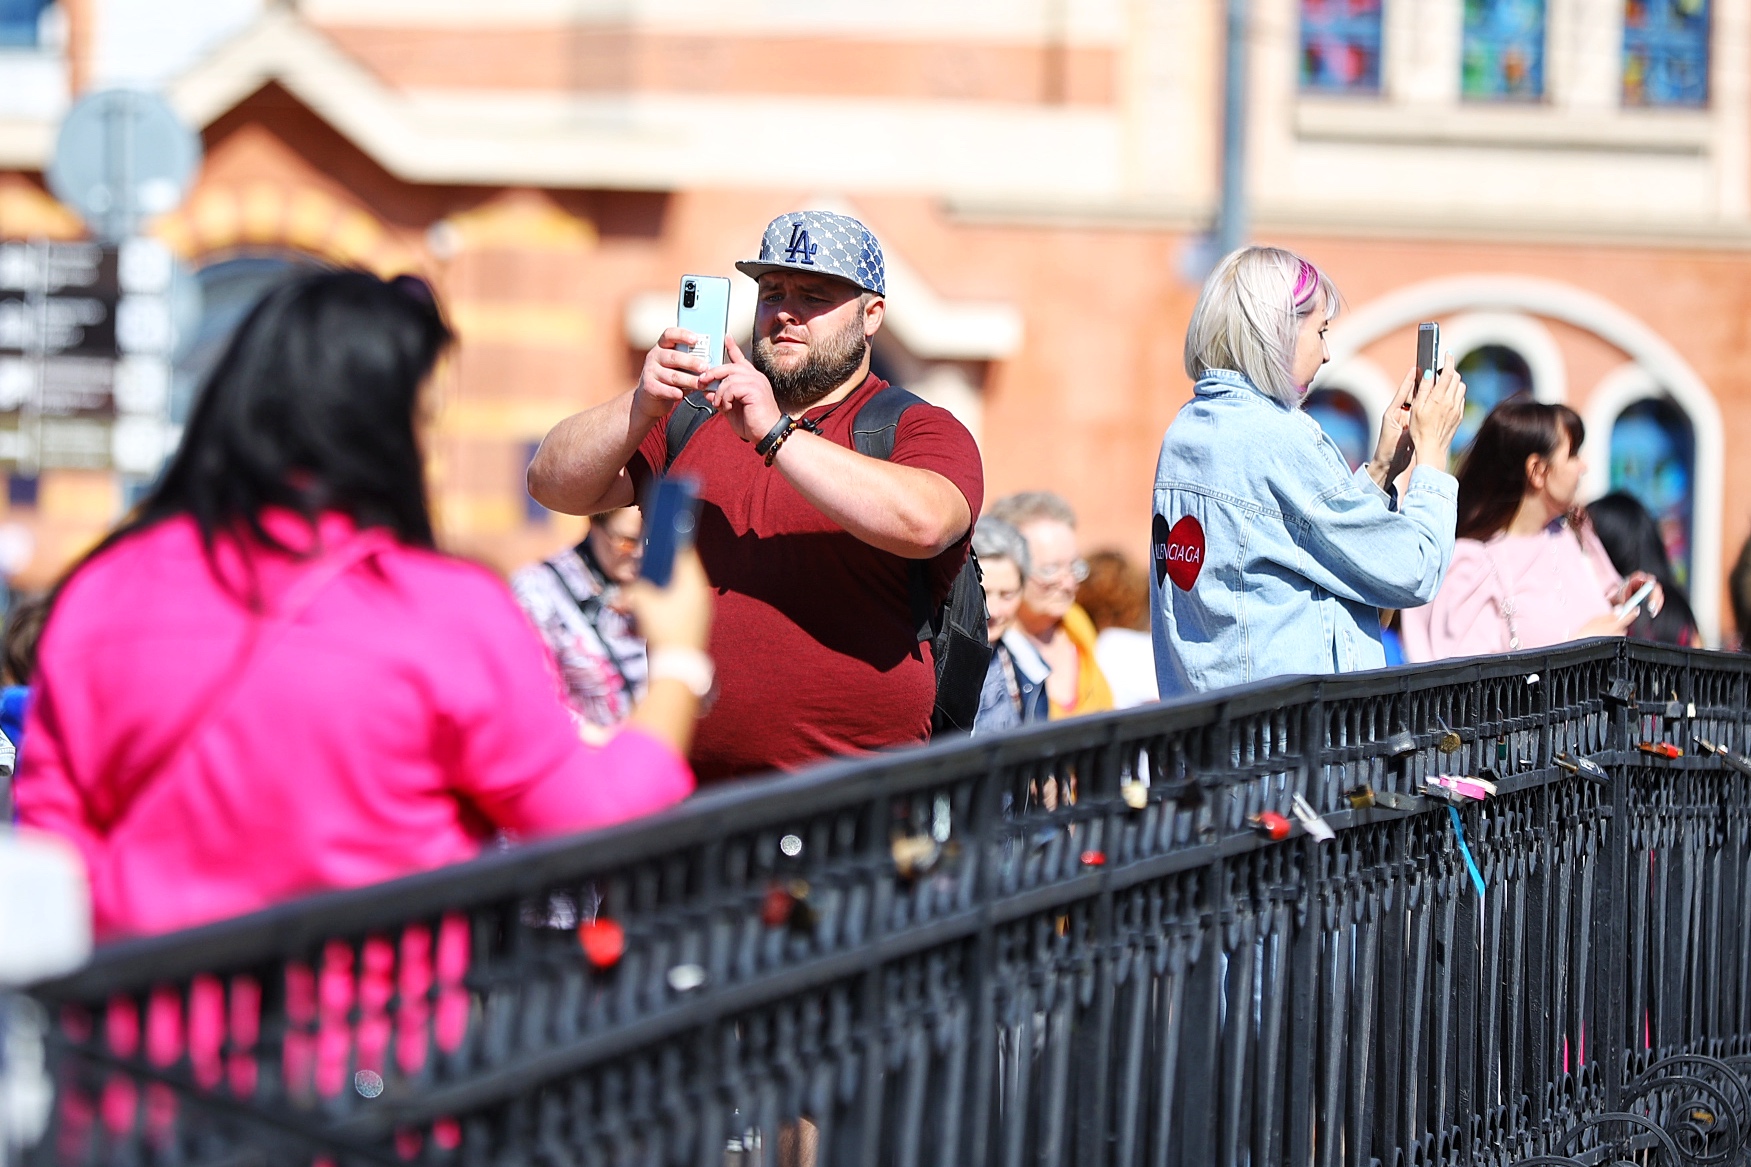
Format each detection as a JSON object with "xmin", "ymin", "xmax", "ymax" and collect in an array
[
  {"xmin": 698, "ymin": 336, "xmax": 785, "ymax": 445},
  {"xmin": 633, "ymin": 328, "xmax": 711, "ymax": 424}
]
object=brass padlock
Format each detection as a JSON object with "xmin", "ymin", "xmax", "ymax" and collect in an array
[{"xmin": 891, "ymin": 835, "xmax": 940, "ymax": 879}]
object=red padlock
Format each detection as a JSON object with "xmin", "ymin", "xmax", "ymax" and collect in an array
[
  {"xmin": 1080, "ymin": 850, "xmax": 1106, "ymax": 867},
  {"xmin": 578, "ymin": 918, "xmax": 625, "ymax": 968},
  {"xmin": 1638, "ymin": 741, "xmax": 1684, "ymax": 759},
  {"xmin": 1248, "ymin": 811, "xmax": 1292, "ymax": 842},
  {"xmin": 761, "ymin": 884, "xmax": 795, "ymax": 928}
]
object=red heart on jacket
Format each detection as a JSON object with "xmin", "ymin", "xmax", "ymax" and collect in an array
[{"xmin": 1161, "ymin": 515, "xmax": 1205, "ymax": 591}]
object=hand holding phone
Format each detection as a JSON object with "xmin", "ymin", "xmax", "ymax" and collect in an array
[
  {"xmin": 639, "ymin": 475, "xmax": 701, "ymax": 589},
  {"xmin": 1414, "ymin": 322, "xmax": 1441, "ymax": 394},
  {"xmin": 676, "ymin": 275, "xmax": 731, "ymax": 371},
  {"xmin": 1615, "ymin": 578, "xmax": 1657, "ymax": 620}
]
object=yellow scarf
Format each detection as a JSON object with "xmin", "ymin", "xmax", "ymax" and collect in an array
[{"xmin": 1049, "ymin": 604, "xmax": 1115, "ymax": 719}]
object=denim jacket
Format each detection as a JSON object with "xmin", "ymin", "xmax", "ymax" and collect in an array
[
  {"xmin": 973, "ymin": 632, "xmax": 1050, "ymax": 734},
  {"xmin": 1151, "ymin": 369, "xmax": 1457, "ymax": 697}
]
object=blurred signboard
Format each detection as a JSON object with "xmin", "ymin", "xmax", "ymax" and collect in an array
[
  {"xmin": 47, "ymin": 90, "xmax": 202, "ymax": 243},
  {"xmin": 0, "ymin": 238, "xmax": 177, "ymax": 473}
]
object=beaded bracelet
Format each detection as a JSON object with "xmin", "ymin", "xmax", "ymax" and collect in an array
[
  {"xmin": 753, "ymin": 414, "xmax": 794, "ymax": 459},
  {"xmin": 762, "ymin": 419, "xmax": 801, "ymax": 467}
]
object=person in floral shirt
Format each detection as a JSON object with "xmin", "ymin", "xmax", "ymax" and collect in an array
[{"xmin": 512, "ymin": 507, "xmax": 648, "ymax": 728}]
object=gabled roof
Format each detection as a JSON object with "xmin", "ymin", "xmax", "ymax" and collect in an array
[
  {"xmin": 9, "ymin": 10, "xmax": 1025, "ymax": 358},
  {"xmin": 157, "ymin": 7, "xmax": 1112, "ymax": 200}
]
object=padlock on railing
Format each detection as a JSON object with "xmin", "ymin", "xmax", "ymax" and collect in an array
[
  {"xmin": 1554, "ymin": 753, "xmax": 1609, "ymax": 783},
  {"xmin": 1383, "ymin": 731, "xmax": 1418, "ymax": 757},
  {"xmin": 1246, "ymin": 811, "xmax": 1291, "ymax": 842},
  {"xmin": 1345, "ymin": 784, "xmax": 1424, "ymax": 813},
  {"xmin": 1693, "ymin": 736, "xmax": 1751, "ymax": 778},
  {"xmin": 1637, "ymin": 741, "xmax": 1683, "ymax": 760},
  {"xmin": 1424, "ymin": 775, "xmax": 1495, "ymax": 803}
]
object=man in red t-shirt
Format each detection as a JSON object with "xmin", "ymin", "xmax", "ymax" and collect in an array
[{"xmin": 529, "ymin": 211, "xmax": 983, "ymax": 781}]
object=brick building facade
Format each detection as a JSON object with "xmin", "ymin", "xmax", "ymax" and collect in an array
[{"xmin": 2, "ymin": 0, "xmax": 1749, "ymax": 643}]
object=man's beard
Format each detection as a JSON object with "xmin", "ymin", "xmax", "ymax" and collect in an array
[{"xmin": 752, "ymin": 316, "xmax": 869, "ymax": 413}]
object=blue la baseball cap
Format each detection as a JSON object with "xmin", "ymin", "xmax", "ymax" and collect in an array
[{"xmin": 735, "ymin": 210, "xmax": 885, "ymax": 297}]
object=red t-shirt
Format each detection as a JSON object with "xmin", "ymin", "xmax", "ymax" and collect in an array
[{"xmin": 628, "ymin": 374, "xmax": 983, "ymax": 782}]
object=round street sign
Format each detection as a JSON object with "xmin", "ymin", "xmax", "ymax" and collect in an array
[{"xmin": 47, "ymin": 89, "xmax": 202, "ymax": 241}]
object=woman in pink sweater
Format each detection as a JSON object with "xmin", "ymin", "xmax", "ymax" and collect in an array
[
  {"xmin": 1403, "ymin": 397, "xmax": 1661, "ymax": 661},
  {"xmin": 16, "ymin": 271, "xmax": 712, "ymax": 939}
]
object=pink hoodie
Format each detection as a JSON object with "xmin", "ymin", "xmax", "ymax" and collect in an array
[
  {"xmin": 16, "ymin": 512, "xmax": 694, "ymax": 940},
  {"xmin": 1401, "ymin": 520, "xmax": 1622, "ymax": 662}
]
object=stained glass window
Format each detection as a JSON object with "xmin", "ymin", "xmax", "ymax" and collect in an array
[
  {"xmin": 1624, "ymin": 0, "xmax": 1710, "ymax": 107},
  {"xmin": 1453, "ymin": 346, "xmax": 1534, "ymax": 464},
  {"xmin": 1300, "ymin": 0, "xmax": 1384, "ymax": 95},
  {"xmin": 1462, "ymin": 0, "xmax": 1547, "ymax": 100},
  {"xmin": 1305, "ymin": 388, "xmax": 1371, "ymax": 470},
  {"xmin": 0, "ymin": 0, "xmax": 51, "ymax": 47},
  {"xmin": 1609, "ymin": 397, "xmax": 1694, "ymax": 586}
]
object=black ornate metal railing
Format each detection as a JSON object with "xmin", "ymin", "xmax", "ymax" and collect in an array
[{"xmin": 20, "ymin": 640, "xmax": 1751, "ymax": 1167}]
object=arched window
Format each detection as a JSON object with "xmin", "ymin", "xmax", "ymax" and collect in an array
[
  {"xmin": 1454, "ymin": 344, "xmax": 1534, "ymax": 460},
  {"xmin": 1609, "ymin": 396, "xmax": 1695, "ymax": 586},
  {"xmin": 1304, "ymin": 388, "xmax": 1371, "ymax": 471}
]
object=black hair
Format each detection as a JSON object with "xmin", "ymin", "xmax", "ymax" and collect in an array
[
  {"xmin": 2, "ymin": 591, "xmax": 47, "ymax": 686},
  {"xmin": 1585, "ymin": 490, "xmax": 1699, "ymax": 647},
  {"xmin": 1733, "ymin": 535, "xmax": 1751, "ymax": 651},
  {"xmin": 58, "ymin": 269, "xmax": 451, "ymax": 603},
  {"xmin": 1455, "ymin": 396, "xmax": 1585, "ymax": 541}
]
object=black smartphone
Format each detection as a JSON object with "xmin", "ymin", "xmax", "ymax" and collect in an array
[
  {"xmin": 639, "ymin": 475, "xmax": 701, "ymax": 588},
  {"xmin": 1415, "ymin": 322, "xmax": 1441, "ymax": 393}
]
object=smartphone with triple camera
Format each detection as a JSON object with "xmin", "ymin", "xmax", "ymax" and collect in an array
[
  {"xmin": 639, "ymin": 475, "xmax": 701, "ymax": 589},
  {"xmin": 675, "ymin": 275, "xmax": 731, "ymax": 370},
  {"xmin": 1414, "ymin": 322, "xmax": 1441, "ymax": 394}
]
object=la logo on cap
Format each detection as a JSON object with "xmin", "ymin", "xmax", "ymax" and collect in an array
[{"xmin": 1153, "ymin": 513, "xmax": 1204, "ymax": 591}]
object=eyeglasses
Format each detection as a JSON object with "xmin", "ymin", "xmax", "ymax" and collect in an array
[
  {"xmin": 1028, "ymin": 558, "xmax": 1088, "ymax": 585},
  {"xmin": 595, "ymin": 530, "xmax": 642, "ymax": 553}
]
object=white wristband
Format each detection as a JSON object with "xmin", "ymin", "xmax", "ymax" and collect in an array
[{"xmin": 647, "ymin": 647, "xmax": 715, "ymax": 698}]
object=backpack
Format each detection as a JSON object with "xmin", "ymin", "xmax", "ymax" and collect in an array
[{"xmin": 663, "ymin": 386, "xmax": 993, "ymax": 735}]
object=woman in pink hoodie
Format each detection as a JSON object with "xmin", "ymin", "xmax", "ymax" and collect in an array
[
  {"xmin": 1403, "ymin": 397, "xmax": 1661, "ymax": 661},
  {"xmin": 15, "ymin": 271, "xmax": 712, "ymax": 939}
]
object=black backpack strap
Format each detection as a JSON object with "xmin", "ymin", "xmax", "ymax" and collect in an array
[
  {"xmin": 848, "ymin": 386, "xmax": 936, "ymax": 639},
  {"xmin": 663, "ymin": 391, "xmax": 718, "ymax": 472},
  {"xmin": 849, "ymin": 385, "xmax": 925, "ymax": 461}
]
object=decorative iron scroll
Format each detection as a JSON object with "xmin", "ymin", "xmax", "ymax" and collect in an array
[{"xmin": 20, "ymin": 642, "xmax": 1751, "ymax": 1167}]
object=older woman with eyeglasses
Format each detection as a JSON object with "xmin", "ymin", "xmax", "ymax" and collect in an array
[
  {"xmin": 971, "ymin": 516, "xmax": 1050, "ymax": 733},
  {"xmin": 987, "ymin": 491, "xmax": 1113, "ymax": 718},
  {"xmin": 1153, "ymin": 246, "xmax": 1466, "ymax": 695}
]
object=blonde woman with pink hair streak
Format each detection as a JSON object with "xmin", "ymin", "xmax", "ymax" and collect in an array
[{"xmin": 1151, "ymin": 246, "xmax": 1468, "ymax": 695}]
